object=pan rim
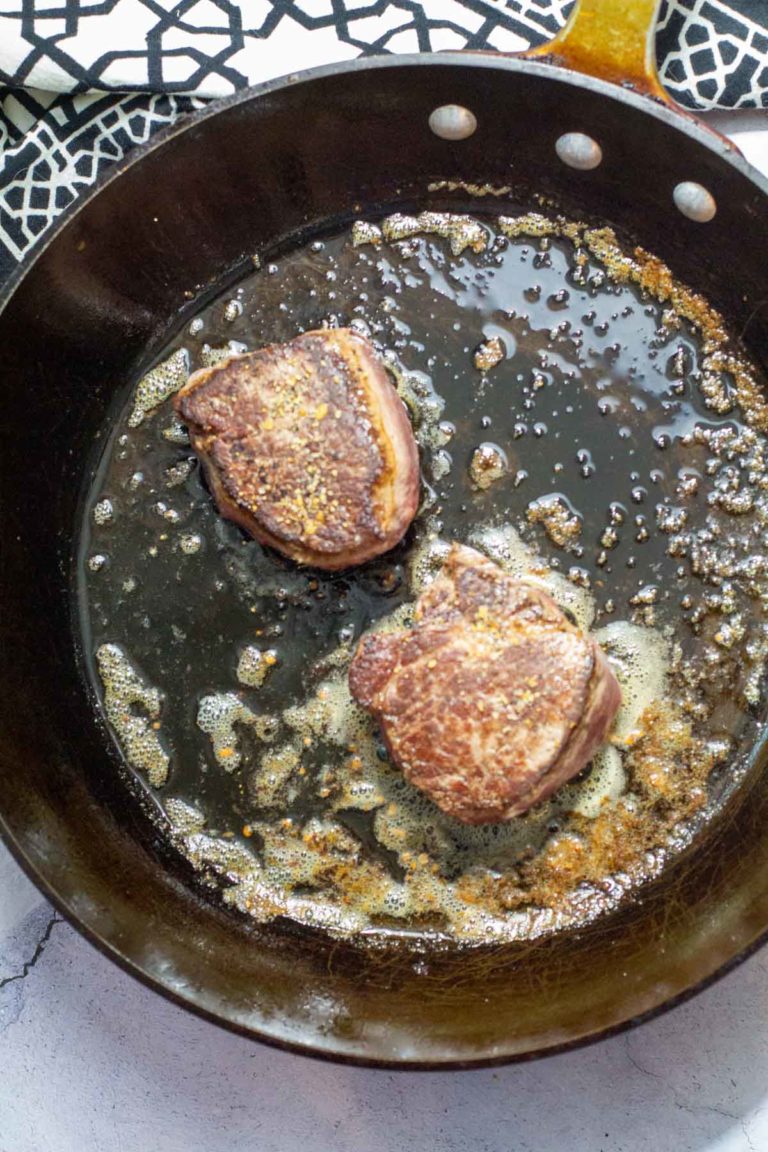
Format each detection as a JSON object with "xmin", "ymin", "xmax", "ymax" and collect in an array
[
  {"xmin": 4, "ymin": 805, "xmax": 768, "ymax": 1071},
  {"xmin": 3, "ymin": 50, "xmax": 768, "ymax": 1067},
  {"xmin": 2, "ymin": 50, "xmax": 767, "ymax": 314}
]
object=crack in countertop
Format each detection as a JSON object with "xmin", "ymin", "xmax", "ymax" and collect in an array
[
  {"xmin": 741, "ymin": 1119, "xmax": 756, "ymax": 1151},
  {"xmin": 624, "ymin": 1035, "xmax": 740, "ymax": 1123},
  {"xmin": 0, "ymin": 910, "xmax": 62, "ymax": 991}
]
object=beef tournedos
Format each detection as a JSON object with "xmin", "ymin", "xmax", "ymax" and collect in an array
[
  {"xmin": 175, "ymin": 328, "xmax": 420, "ymax": 569},
  {"xmin": 349, "ymin": 544, "xmax": 622, "ymax": 824}
]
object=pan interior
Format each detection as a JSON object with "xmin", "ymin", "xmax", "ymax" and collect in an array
[{"xmin": 78, "ymin": 205, "xmax": 768, "ymax": 948}]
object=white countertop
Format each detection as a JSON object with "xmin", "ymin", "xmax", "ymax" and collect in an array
[{"xmin": 2, "ymin": 108, "xmax": 768, "ymax": 1152}]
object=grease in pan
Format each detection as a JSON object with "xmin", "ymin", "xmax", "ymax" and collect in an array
[{"xmin": 82, "ymin": 210, "xmax": 768, "ymax": 944}]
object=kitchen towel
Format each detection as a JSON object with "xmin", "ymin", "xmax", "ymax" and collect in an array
[{"xmin": 2, "ymin": 0, "xmax": 767, "ymax": 283}]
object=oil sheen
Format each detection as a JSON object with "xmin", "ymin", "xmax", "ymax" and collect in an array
[{"xmin": 79, "ymin": 211, "xmax": 768, "ymax": 945}]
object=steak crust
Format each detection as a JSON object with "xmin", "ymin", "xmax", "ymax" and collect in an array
[
  {"xmin": 175, "ymin": 329, "xmax": 420, "ymax": 569},
  {"xmin": 349, "ymin": 544, "xmax": 621, "ymax": 824}
]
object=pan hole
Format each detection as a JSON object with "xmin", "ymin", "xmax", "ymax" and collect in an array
[
  {"xmin": 673, "ymin": 181, "xmax": 717, "ymax": 222},
  {"xmin": 555, "ymin": 132, "xmax": 603, "ymax": 170},
  {"xmin": 428, "ymin": 104, "xmax": 477, "ymax": 141}
]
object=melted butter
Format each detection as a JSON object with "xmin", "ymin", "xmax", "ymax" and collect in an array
[
  {"xmin": 128, "ymin": 348, "xmax": 189, "ymax": 428},
  {"xmin": 236, "ymin": 645, "xmax": 277, "ymax": 688},
  {"xmin": 196, "ymin": 692, "xmax": 277, "ymax": 771},
  {"xmin": 159, "ymin": 534, "xmax": 669, "ymax": 940},
  {"xmin": 380, "ymin": 350, "xmax": 447, "ymax": 459},
  {"xmin": 596, "ymin": 620, "xmax": 669, "ymax": 746},
  {"xmin": 83, "ymin": 209, "xmax": 768, "ymax": 944},
  {"xmin": 96, "ymin": 644, "xmax": 169, "ymax": 786},
  {"xmin": 569, "ymin": 745, "xmax": 626, "ymax": 818},
  {"xmin": 373, "ymin": 211, "xmax": 490, "ymax": 256},
  {"xmin": 253, "ymin": 743, "xmax": 301, "ymax": 807},
  {"xmin": 200, "ymin": 340, "xmax": 248, "ymax": 367}
]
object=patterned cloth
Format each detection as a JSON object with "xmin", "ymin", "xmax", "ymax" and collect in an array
[{"xmin": 2, "ymin": 0, "xmax": 767, "ymax": 284}]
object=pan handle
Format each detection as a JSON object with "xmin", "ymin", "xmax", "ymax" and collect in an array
[
  {"xmin": 521, "ymin": 0, "xmax": 680, "ymax": 110},
  {"xmin": 520, "ymin": 0, "xmax": 740, "ymax": 151}
]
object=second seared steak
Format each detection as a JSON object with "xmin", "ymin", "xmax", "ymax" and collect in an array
[
  {"xmin": 349, "ymin": 544, "xmax": 621, "ymax": 824},
  {"xmin": 175, "ymin": 329, "xmax": 420, "ymax": 569}
]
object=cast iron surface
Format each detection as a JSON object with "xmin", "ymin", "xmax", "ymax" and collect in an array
[{"xmin": 2, "ymin": 55, "xmax": 768, "ymax": 1066}]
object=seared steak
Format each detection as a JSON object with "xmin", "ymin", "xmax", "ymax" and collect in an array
[
  {"xmin": 349, "ymin": 544, "xmax": 621, "ymax": 824},
  {"xmin": 175, "ymin": 329, "xmax": 419, "ymax": 569}
]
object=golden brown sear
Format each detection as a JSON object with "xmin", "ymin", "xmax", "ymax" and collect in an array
[
  {"xmin": 175, "ymin": 329, "xmax": 420, "ymax": 569},
  {"xmin": 349, "ymin": 544, "xmax": 621, "ymax": 824}
]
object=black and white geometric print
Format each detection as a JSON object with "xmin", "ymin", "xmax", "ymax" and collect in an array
[
  {"xmin": 0, "ymin": 89, "xmax": 205, "ymax": 274},
  {"xmin": 0, "ymin": 1, "xmax": 570, "ymax": 95},
  {"xmin": 1, "ymin": 0, "xmax": 767, "ymax": 285},
  {"xmin": 660, "ymin": 0, "xmax": 768, "ymax": 106},
  {"xmin": 2, "ymin": 0, "xmax": 766, "ymax": 103}
]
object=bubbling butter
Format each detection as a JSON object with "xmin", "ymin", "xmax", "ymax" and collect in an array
[
  {"xmin": 196, "ymin": 692, "xmax": 277, "ymax": 771},
  {"xmin": 128, "ymin": 348, "xmax": 189, "ymax": 428},
  {"xmin": 596, "ymin": 621, "xmax": 669, "ymax": 747},
  {"xmin": 95, "ymin": 644, "xmax": 170, "ymax": 786}
]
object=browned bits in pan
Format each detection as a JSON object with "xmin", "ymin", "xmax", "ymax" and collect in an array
[{"xmin": 85, "ymin": 211, "xmax": 768, "ymax": 944}]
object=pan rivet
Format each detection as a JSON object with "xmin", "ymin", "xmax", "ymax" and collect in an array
[
  {"xmin": 673, "ymin": 181, "xmax": 717, "ymax": 222},
  {"xmin": 428, "ymin": 105, "xmax": 477, "ymax": 141},
  {"xmin": 555, "ymin": 132, "xmax": 602, "ymax": 170}
]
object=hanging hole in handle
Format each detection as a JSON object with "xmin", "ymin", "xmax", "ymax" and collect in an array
[
  {"xmin": 428, "ymin": 105, "xmax": 477, "ymax": 141},
  {"xmin": 673, "ymin": 181, "xmax": 717, "ymax": 222},
  {"xmin": 555, "ymin": 132, "xmax": 603, "ymax": 170}
]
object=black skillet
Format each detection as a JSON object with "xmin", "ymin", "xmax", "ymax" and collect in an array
[{"xmin": 2, "ymin": 0, "xmax": 768, "ymax": 1066}]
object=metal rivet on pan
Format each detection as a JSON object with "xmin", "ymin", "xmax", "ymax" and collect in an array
[
  {"xmin": 673, "ymin": 181, "xmax": 717, "ymax": 222},
  {"xmin": 428, "ymin": 104, "xmax": 477, "ymax": 141},
  {"xmin": 555, "ymin": 132, "xmax": 603, "ymax": 171}
]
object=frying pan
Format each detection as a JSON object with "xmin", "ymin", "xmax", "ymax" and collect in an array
[{"xmin": 2, "ymin": 0, "xmax": 768, "ymax": 1067}]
